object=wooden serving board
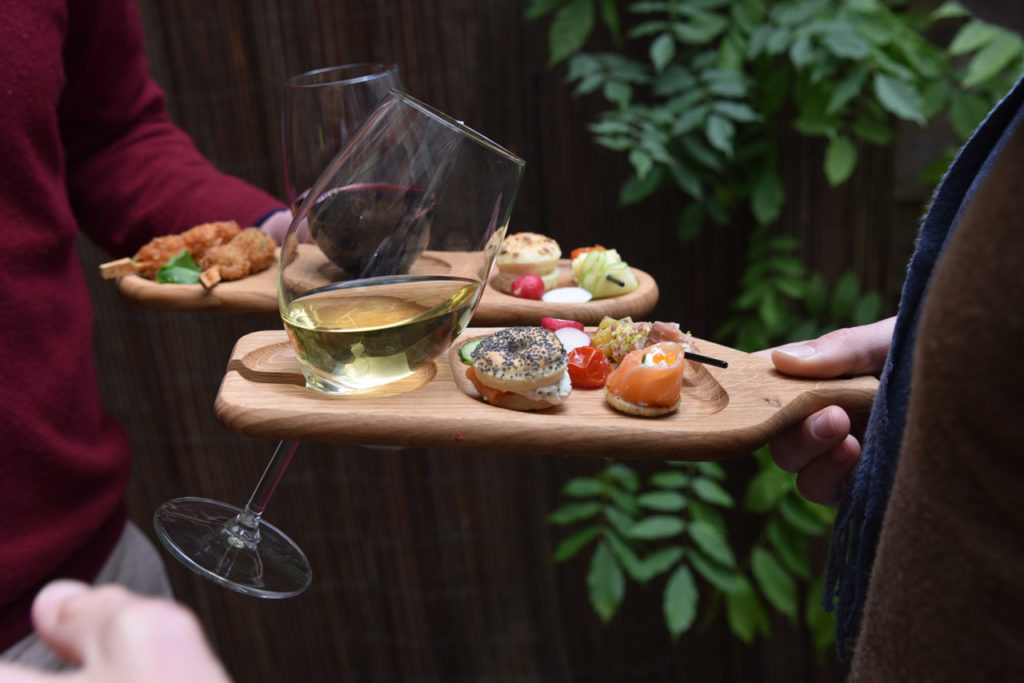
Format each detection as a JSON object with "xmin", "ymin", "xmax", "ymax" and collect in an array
[
  {"xmin": 113, "ymin": 255, "xmax": 657, "ymax": 324},
  {"xmin": 214, "ymin": 328, "xmax": 878, "ymax": 461}
]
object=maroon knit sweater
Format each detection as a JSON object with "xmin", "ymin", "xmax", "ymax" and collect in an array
[{"xmin": 0, "ymin": 0, "xmax": 283, "ymax": 649}]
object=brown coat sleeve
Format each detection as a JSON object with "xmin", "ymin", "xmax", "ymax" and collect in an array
[{"xmin": 850, "ymin": 118, "xmax": 1024, "ymax": 679}]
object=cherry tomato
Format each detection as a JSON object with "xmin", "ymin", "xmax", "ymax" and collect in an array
[{"xmin": 567, "ymin": 346, "xmax": 611, "ymax": 388}]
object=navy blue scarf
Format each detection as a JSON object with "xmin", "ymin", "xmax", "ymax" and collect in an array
[{"xmin": 824, "ymin": 76, "xmax": 1024, "ymax": 661}]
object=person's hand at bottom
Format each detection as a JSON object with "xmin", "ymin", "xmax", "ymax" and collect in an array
[
  {"xmin": 754, "ymin": 317, "xmax": 895, "ymax": 507},
  {"xmin": 0, "ymin": 580, "xmax": 231, "ymax": 683}
]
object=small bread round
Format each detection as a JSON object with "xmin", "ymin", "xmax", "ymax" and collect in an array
[
  {"xmin": 491, "ymin": 267, "xmax": 560, "ymax": 294},
  {"xmin": 471, "ymin": 326, "xmax": 568, "ymax": 393},
  {"xmin": 491, "ymin": 392, "xmax": 563, "ymax": 412},
  {"xmin": 496, "ymin": 232, "xmax": 561, "ymax": 275},
  {"xmin": 604, "ymin": 389, "xmax": 681, "ymax": 417}
]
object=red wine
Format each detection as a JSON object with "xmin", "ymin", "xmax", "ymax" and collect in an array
[{"xmin": 307, "ymin": 183, "xmax": 432, "ymax": 278}]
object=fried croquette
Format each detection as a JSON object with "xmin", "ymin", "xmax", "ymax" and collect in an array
[
  {"xmin": 180, "ymin": 220, "xmax": 241, "ymax": 260},
  {"xmin": 133, "ymin": 234, "xmax": 187, "ymax": 278},
  {"xmin": 198, "ymin": 227, "xmax": 277, "ymax": 281}
]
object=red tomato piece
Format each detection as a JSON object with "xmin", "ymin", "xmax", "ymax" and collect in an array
[
  {"xmin": 567, "ymin": 346, "xmax": 612, "ymax": 388},
  {"xmin": 570, "ymin": 245, "xmax": 606, "ymax": 261}
]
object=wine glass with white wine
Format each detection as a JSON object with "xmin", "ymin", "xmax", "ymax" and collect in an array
[{"xmin": 153, "ymin": 89, "xmax": 524, "ymax": 598}]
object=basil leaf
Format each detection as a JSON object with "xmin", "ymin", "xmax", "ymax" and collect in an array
[{"xmin": 155, "ymin": 249, "xmax": 201, "ymax": 284}]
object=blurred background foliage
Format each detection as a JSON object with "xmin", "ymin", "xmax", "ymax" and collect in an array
[{"xmin": 529, "ymin": 0, "xmax": 1023, "ymax": 650}]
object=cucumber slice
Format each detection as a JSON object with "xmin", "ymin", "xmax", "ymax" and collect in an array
[{"xmin": 458, "ymin": 338, "xmax": 483, "ymax": 365}]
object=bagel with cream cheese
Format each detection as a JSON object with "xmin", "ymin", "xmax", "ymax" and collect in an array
[{"xmin": 466, "ymin": 326, "xmax": 571, "ymax": 411}]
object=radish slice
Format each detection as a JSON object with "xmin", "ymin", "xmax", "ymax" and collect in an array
[
  {"xmin": 542, "ymin": 286, "xmax": 593, "ymax": 303},
  {"xmin": 541, "ymin": 317, "xmax": 585, "ymax": 332},
  {"xmin": 554, "ymin": 326, "xmax": 591, "ymax": 352}
]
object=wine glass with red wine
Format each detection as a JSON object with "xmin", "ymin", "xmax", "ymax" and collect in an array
[
  {"xmin": 281, "ymin": 63, "xmax": 403, "ymax": 209},
  {"xmin": 152, "ymin": 90, "xmax": 524, "ymax": 598}
]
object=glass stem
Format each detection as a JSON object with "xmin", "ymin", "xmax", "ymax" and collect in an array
[{"xmin": 224, "ymin": 440, "xmax": 301, "ymax": 547}]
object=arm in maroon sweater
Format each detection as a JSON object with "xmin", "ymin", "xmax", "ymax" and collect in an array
[{"xmin": 58, "ymin": 0, "xmax": 284, "ymax": 255}]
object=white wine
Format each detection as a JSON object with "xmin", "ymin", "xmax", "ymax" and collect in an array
[{"xmin": 282, "ymin": 275, "xmax": 479, "ymax": 393}]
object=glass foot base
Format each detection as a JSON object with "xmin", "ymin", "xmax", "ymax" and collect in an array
[{"xmin": 153, "ymin": 497, "xmax": 311, "ymax": 599}]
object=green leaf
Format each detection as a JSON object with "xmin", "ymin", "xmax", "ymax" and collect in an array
[
  {"xmin": 873, "ymin": 73, "xmax": 926, "ymax": 124},
  {"xmin": 693, "ymin": 477, "xmax": 735, "ymax": 508},
  {"xmin": 563, "ymin": 476, "xmax": 604, "ymax": 498},
  {"xmin": 821, "ymin": 29, "xmax": 871, "ymax": 60},
  {"xmin": 638, "ymin": 490, "xmax": 687, "ymax": 512},
  {"xmin": 628, "ymin": 148, "xmax": 654, "ymax": 179},
  {"xmin": 751, "ymin": 170, "xmax": 785, "ymax": 226},
  {"xmin": 642, "ymin": 545, "xmax": 685, "ymax": 579},
  {"xmin": 651, "ymin": 470, "xmax": 691, "ymax": 489},
  {"xmin": 672, "ymin": 11, "xmax": 729, "ymax": 45},
  {"xmin": 804, "ymin": 574, "xmax": 836, "ymax": 651},
  {"xmin": 605, "ymin": 463, "xmax": 640, "ymax": 491},
  {"xmin": 705, "ymin": 114, "xmax": 735, "ymax": 156},
  {"xmin": 599, "ymin": 0, "xmax": 622, "ymax": 44},
  {"xmin": 948, "ymin": 20, "xmax": 1002, "ymax": 56},
  {"xmin": 548, "ymin": 0, "xmax": 596, "ymax": 65},
  {"xmin": 604, "ymin": 505, "xmax": 635, "ymax": 537},
  {"xmin": 962, "ymin": 34, "xmax": 1024, "ymax": 89},
  {"xmin": 743, "ymin": 467, "xmax": 793, "ymax": 513},
  {"xmin": 765, "ymin": 517, "xmax": 811, "ymax": 580},
  {"xmin": 603, "ymin": 80, "xmax": 633, "ymax": 107},
  {"xmin": 605, "ymin": 528, "xmax": 650, "ymax": 582},
  {"xmin": 687, "ymin": 549, "xmax": 743, "ymax": 592},
  {"xmin": 588, "ymin": 541, "xmax": 625, "ymax": 621},
  {"xmin": 688, "ymin": 520, "xmax": 736, "ymax": 568},
  {"xmin": 751, "ymin": 546, "xmax": 798, "ymax": 620},
  {"xmin": 664, "ymin": 565, "xmax": 699, "ymax": 638},
  {"xmin": 608, "ymin": 485, "xmax": 640, "ymax": 516},
  {"xmin": 852, "ymin": 291, "xmax": 883, "ymax": 326},
  {"xmin": 779, "ymin": 495, "xmax": 830, "ymax": 535},
  {"xmin": 524, "ymin": 0, "xmax": 565, "ymax": 21},
  {"xmin": 668, "ymin": 161, "xmax": 704, "ymax": 200},
  {"xmin": 949, "ymin": 89, "xmax": 994, "ymax": 141},
  {"xmin": 827, "ymin": 64, "xmax": 870, "ymax": 115},
  {"xmin": 688, "ymin": 499, "xmax": 727, "ymax": 535},
  {"xmin": 629, "ymin": 514, "xmax": 686, "ymax": 540},
  {"xmin": 155, "ymin": 250, "xmax": 201, "ymax": 284},
  {"xmin": 619, "ymin": 165, "xmax": 664, "ymax": 206},
  {"xmin": 696, "ymin": 461, "xmax": 726, "ymax": 480},
  {"xmin": 548, "ymin": 500, "xmax": 603, "ymax": 525},
  {"xmin": 824, "ymin": 135, "xmax": 857, "ymax": 186},
  {"xmin": 712, "ymin": 100, "xmax": 760, "ymax": 122},
  {"xmin": 830, "ymin": 270, "xmax": 859, "ymax": 322},
  {"xmin": 725, "ymin": 575, "xmax": 770, "ymax": 643},
  {"xmin": 553, "ymin": 525, "xmax": 602, "ymax": 562},
  {"xmin": 650, "ymin": 32, "xmax": 676, "ymax": 72}
]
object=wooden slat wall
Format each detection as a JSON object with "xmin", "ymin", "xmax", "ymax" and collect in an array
[{"xmin": 75, "ymin": 0, "xmax": 933, "ymax": 679}]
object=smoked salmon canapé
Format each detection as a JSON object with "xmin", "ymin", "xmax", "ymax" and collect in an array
[{"xmin": 604, "ymin": 341, "xmax": 685, "ymax": 416}]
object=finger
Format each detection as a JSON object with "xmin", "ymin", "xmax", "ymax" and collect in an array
[
  {"xmin": 31, "ymin": 581, "xmax": 135, "ymax": 666},
  {"xmin": 795, "ymin": 434, "xmax": 861, "ymax": 507},
  {"xmin": 770, "ymin": 405, "xmax": 851, "ymax": 473},
  {"xmin": 770, "ymin": 317, "xmax": 895, "ymax": 379},
  {"xmin": 0, "ymin": 663, "xmax": 53, "ymax": 683}
]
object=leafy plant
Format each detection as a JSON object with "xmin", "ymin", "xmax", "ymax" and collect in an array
[{"xmin": 530, "ymin": 0, "xmax": 1023, "ymax": 648}]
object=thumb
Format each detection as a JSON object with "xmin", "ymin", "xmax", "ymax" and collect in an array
[{"xmin": 769, "ymin": 317, "xmax": 895, "ymax": 379}]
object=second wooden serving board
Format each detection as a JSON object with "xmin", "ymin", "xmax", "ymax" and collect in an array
[{"xmin": 214, "ymin": 328, "xmax": 878, "ymax": 461}]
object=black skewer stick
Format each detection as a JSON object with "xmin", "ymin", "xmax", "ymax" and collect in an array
[
  {"xmin": 605, "ymin": 274, "xmax": 626, "ymax": 287},
  {"xmin": 684, "ymin": 351, "xmax": 728, "ymax": 368}
]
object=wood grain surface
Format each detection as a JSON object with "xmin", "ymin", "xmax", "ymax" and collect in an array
[
  {"xmin": 215, "ymin": 328, "xmax": 878, "ymax": 460},
  {"xmin": 114, "ymin": 254, "xmax": 657, "ymax": 325}
]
